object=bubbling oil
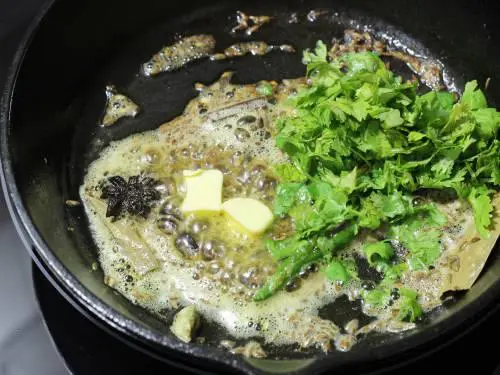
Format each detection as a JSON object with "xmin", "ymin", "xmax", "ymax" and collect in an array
[
  {"xmin": 80, "ymin": 75, "xmax": 359, "ymax": 350},
  {"xmin": 80, "ymin": 73, "xmax": 478, "ymax": 352}
]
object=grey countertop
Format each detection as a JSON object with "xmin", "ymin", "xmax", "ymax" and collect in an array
[
  {"xmin": 0, "ymin": 189, "xmax": 68, "ymax": 375},
  {"xmin": 0, "ymin": 0, "xmax": 69, "ymax": 373}
]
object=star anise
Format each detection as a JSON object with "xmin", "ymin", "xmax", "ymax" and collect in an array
[{"xmin": 100, "ymin": 175, "xmax": 160, "ymax": 219}]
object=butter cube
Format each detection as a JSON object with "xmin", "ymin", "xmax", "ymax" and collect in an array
[
  {"xmin": 222, "ymin": 198, "xmax": 273, "ymax": 235},
  {"xmin": 181, "ymin": 169, "xmax": 223, "ymax": 213}
]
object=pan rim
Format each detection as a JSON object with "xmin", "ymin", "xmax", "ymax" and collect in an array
[{"xmin": 1, "ymin": 1, "xmax": 500, "ymax": 374}]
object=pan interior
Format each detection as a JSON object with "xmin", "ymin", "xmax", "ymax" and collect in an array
[{"xmin": 6, "ymin": 0, "xmax": 500, "ymax": 371}]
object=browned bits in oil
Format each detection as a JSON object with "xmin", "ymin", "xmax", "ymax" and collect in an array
[
  {"xmin": 307, "ymin": 9, "xmax": 328, "ymax": 22},
  {"xmin": 210, "ymin": 53, "xmax": 227, "ymax": 61},
  {"xmin": 223, "ymin": 42, "xmax": 296, "ymax": 59},
  {"xmin": 344, "ymin": 319, "xmax": 359, "ymax": 335},
  {"xmin": 65, "ymin": 199, "xmax": 81, "ymax": 207},
  {"xmin": 230, "ymin": 341, "xmax": 267, "ymax": 358},
  {"xmin": 142, "ymin": 35, "xmax": 216, "ymax": 76},
  {"xmin": 278, "ymin": 45, "xmax": 296, "ymax": 53},
  {"xmin": 224, "ymin": 42, "xmax": 270, "ymax": 57},
  {"xmin": 448, "ymin": 255, "xmax": 461, "ymax": 272},
  {"xmin": 194, "ymin": 82, "xmax": 206, "ymax": 92},
  {"xmin": 329, "ymin": 29, "xmax": 444, "ymax": 90},
  {"xmin": 231, "ymin": 11, "xmax": 274, "ymax": 35},
  {"xmin": 101, "ymin": 85, "xmax": 139, "ymax": 127},
  {"xmin": 288, "ymin": 12, "xmax": 299, "ymax": 24},
  {"xmin": 335, "ymin": 334, "xmax": 356, "ymax": 352}
]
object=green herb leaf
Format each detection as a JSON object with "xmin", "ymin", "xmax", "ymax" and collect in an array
[
  {"xmin": 397, "ymin": 288, "xmax": 423, "ymax": 322},
  {"xmin": 273, "ymin": 163, "xmax": 308, "ymax": 183},
  {"xmin": 256, "ymin": 82, "xmax": 274, "ymax": 96},
  {"xmin": 390, "ymin": 207, "xmax": 446, "ymax": 270},
  {"xmin": 273, "ymin": 183, "xmax": 304, "ymax": 216},
  {"xmin": 467, "ymin": 186, "xmax": 493, "ymax": 238},
  {"xmin": 256, "ymin": 42, "xmax": 500, "ymax": 302},
  {"xmin": 363, "ymin": 241, "xmax": 394, "ymax": 265},
  {"xmin": 324, "ymin": 260, "xmax": 350, "ymax": 282},
  {"xmin": 364, "ymin": 287, "xmax": 392, "ymax": 308}
]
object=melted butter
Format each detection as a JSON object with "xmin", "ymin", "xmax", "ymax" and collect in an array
[
  {"xmin": 82, "ymin": 71, "xmax": 492, "ymax": 352},
  {"xmin": 101, "ymin": 85, "xmax": 139, "ymax": 127},
  {"xmin": 231, "ymin": 11, "xmax": 274, "ymax": 35},
  {"xmin": 222, "ymin": 42, "xmax": 296, "ymax": 59},
  {"xmin": 142, "ymin": 35, "xmax": 216, "ymax": 76},
  {"xmin": 82, "ymin": 74, "xmax": 353, "ymax": 349}
]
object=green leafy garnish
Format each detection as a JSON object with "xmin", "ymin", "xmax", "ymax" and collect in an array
[
  {"xmin": 256, "ymin": 82, "xmax": 274, "ymax": 96},
  {"xmin": 324, "ymin": 260, "xmax": 350, "ymax": 282},
  {"xmin": 397, "ymin": 288, "xmax": 423, "ymax": 322},
  {"xmin": 363, "ymin": 287, "xmax": 392, "ymax": 308},
  {"xmin": 255, "ymin": 41, "xmax": 500, "ymax": 321},
  {"xmin": 363, "ymin": 286, "xmax": 423, "ymax": 322},
  {"xmin": 273, "ymin": 163, "xmax": 308, "ymax": 183},
  {"xmin": 363, "ymin": 241, "xmax": 394, "ymax": 265}
]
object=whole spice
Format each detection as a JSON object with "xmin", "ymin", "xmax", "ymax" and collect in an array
[{"xmin": 100, "ymin": 175, "xmax": 160, "ymax": 219}]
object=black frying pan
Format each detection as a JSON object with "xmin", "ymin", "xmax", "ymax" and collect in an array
[{"xmin": 2, "ymin": 0, "xmax": 500, "ymax": 373}]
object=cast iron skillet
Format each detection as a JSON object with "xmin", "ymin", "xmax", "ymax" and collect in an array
[{"xmin": 2, "ymin": 0, "xmax": 500, "ymax": 373}]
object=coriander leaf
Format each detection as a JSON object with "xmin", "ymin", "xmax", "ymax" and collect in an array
[
  {"xmin": 303, "ymin": 40, "xmax": 328, "ymax": 65},
  {"xmin": 376, "ymin": 108, "xmax": 404, "ymax": 129},
  {"xmin": 266, "ymin": 236, "xmax": 312, "ymax": 261},
  {"xmin": 408, "ymin": 131, "xmax": 426, "ymax": 142},
  {"xmin": 390, "ymin": 212, "xmax": 444, "ymax": 270},
  {"xmin": 363, "ymin": 287, "xmax": 392, "ymax": 308},
  {"xmin": 467, "ymin": 186, "xmax": 493, "ymax": 238},
  {"xmin": 259, "ymin": 42, "xmax": 500, "ymax": 302},
  {"xmin": 320, "ymin": 167, "xmax": 358, "ymax": 193},
  {"xmin": 414, "ymin": 203, "xmax": 448, "ymax": 227},
  {"xmin": 461, "ymin": 80, "xmax": 487, "ymax": 110},
  {"xmin": 357, "ymin": 123, "xmax": 393, "ymax": 158},
  {"xmin": 341, "ymin": 51, "xmax": 386, "ymax": 76},
  {"xmin": 414, "ymin": 91, "xmax": 454, "ymax": 128},
  {"xmin": 473, "ymin": 108, "xmax": 500, "ymax": 139},
  {"xmin": 358, "ymin": 192, "xmax": 413, "ymax": 229},
  {"xmin": 397, "ymin": 288, "xmax": 423, "ymax": 322},
  {"xmin": 254, "ymin": 248, "xmax": 323, "ymax": 301},
  {"xmin": 363, "ymin": 241, "xmax": 394, "ymax": 265},
  {"xmin": 381, "ymin": 262, "xmax": 408, "ymax": 283},
  {"xmin": 256, "ymin": 82, "xmax": 273, "ymax": 96},
  {"xmin": 324, "ymin": 260, "xmax": 350, "ymax": 282},
  {"xmin": 382, "ymin": 191, "xmax": 412, "ymax": 218},
  {"xmin": 274, "ymin": 163, "xmax": 308, "ymax": 183},
  {"xmin": 273, "ymin": 183, "xmax": 304, "ymax": 216}
]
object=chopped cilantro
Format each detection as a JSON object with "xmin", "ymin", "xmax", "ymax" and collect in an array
[
  {"xmin": 362, "ymin": 241, "xmax": 394, "ymax": 266},
  {"xmin": 397, "ymin": 288, "xmax": 423, "ymax": 322},
  {"xmin": 256, "ymin": 82, "xmax": 274, "ymax": 96},
  {"xmin": 363, "ymin": 287, "xmax": 392, "ymax": 308},
  {"xmin": 255, "ymin": 41, "xmax": 500, "ymax": 307},
  {"xmin": 324, "ymin": 260, "xmax": 350, "ymax": 282}
]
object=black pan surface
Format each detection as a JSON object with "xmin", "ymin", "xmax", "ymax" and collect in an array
[
  {"xmin": 31, "ymin": 261, "xmax": 500, "ymax": 374},
  {"xmin": 2, "ymin": 0, "xmax": 500, "ymax": 373}
]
